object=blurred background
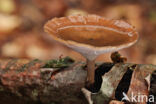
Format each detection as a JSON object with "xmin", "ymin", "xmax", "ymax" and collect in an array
[{"xmin": 0, "ymin": 0, "xmax": 155, "ymax": 64}]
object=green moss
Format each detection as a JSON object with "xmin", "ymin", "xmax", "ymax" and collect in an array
[
  {"xmin": 43, "ymin": 56, "xmax": 75, "ymax": 68},
  {"xmin": 16, "ymin": 57, "xmax": 74, "ymax": 73}
]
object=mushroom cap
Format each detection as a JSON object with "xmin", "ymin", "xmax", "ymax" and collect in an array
[{"xmin": 44, "ymin": 15, "xmax": 139, "ymax": 60}]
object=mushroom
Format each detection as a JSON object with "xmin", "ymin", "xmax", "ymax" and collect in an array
[{"xmin": 44, "ymin": 15, "xmax": 139, "ymax": 85}]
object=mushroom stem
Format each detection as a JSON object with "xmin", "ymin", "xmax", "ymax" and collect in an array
[{"xmin": 86, "ymin": 59, "xmax": 95, "ymax": 84}]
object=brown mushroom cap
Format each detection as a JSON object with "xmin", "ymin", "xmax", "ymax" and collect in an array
[{"xmin": 44, "ymin": 15, "xmax": 138, "ymax": 60}]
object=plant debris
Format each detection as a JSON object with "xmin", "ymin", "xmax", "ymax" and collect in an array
[{"xmin": 111, "ymin": 51, "xmax": 127, "ymax": 63}]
